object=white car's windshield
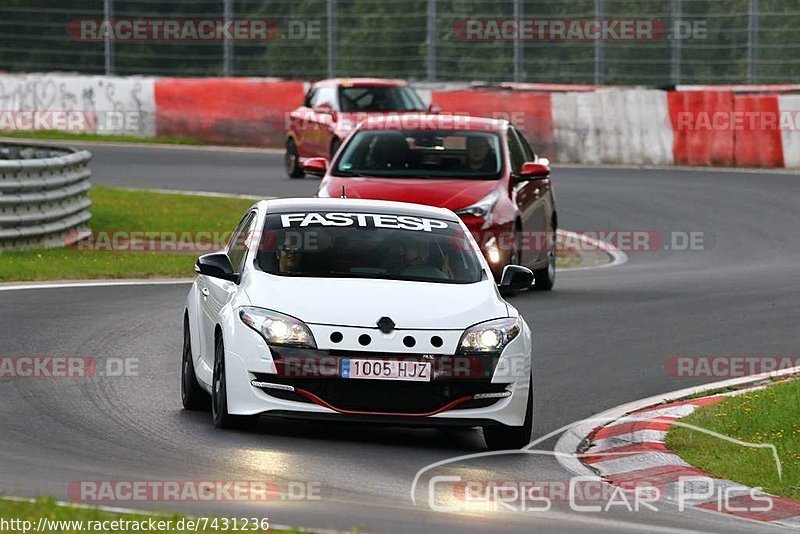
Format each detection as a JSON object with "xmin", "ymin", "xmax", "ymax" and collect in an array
[
  {"xmin": 255, "ymin": 211, "xmax": 483, "ymax": 284},
  {"xmin": 333, "ymin": 130, "xmax": 503, "ymax": 179}
]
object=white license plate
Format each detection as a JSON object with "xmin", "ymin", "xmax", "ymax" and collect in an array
[{"xmin": 341, "ymin": 359, "xmax": 431, "ymax": 381}]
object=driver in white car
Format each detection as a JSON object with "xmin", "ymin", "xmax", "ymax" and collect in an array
[{"xmin": 399, "ymin": 236, "xmax": 448, "ymax": 280}]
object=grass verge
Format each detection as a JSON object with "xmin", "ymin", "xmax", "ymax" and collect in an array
[
  {"xmin": 666, "ymin": 379, "xmax": 800, "ymax": 500},
  {"xmin": 0, "ymin": 184, "xmax": 600, "ymax": 281},
  {"xmin": 0, "ymin": 130, "xmax": 203, "ymax": 146},
  {"xmin": 555, "ymin": 247, "xmax": 582, "ymax": 269},
  {"xmin": 0, "ymin": 497, "xmax": 292, "ymax": 533},
  {"xmin": 0, "ymin": 186, "xmax": 254, "ymax": 282}
]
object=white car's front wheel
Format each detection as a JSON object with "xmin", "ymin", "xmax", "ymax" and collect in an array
[
  {"xmin": 212, "ymin": 335, "xmax": 258, "ymax": 429},
  {"xmin": 482, "ymin": 375, "xmax": 533, "ymax": 450}
]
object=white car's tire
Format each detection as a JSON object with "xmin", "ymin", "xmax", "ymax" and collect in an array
[
  {"xmin": 212, "ymin": 335, "xmax": 258, "ymax": 429},
  {"xmin": 182, "ymin": 316, "xmax": 210, "ymax": 411},
  {"xmin": 482, "ymin": 374, "xmax": 533, "ymax": 450}
]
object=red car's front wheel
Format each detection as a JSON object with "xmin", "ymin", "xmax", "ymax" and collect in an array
[{"xmin": 533, "ymin": 227, "xmax": 556, "ymax": 291}]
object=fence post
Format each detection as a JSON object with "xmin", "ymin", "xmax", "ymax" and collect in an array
[
  {"xmin": 327, "ymin": 0, "xmax": 336, "ymax": 77},
  {"xmin": 222, "ymin": 0, "xmax": 233, "ymax": 76},
  {"xmin": 671, "ymin": 0, "xmax": 682, "ymax": 85},
  {"xmin": 747, "ymin": 0, "xmax": 759, "ymax": 83},
  {"xmin": 594, "ymin": 0, "xmax": 605, "ymax": 85},
  {"xmin": 513, "ymin": 0, "xmax": 522, "ymax": 82},
  {"xmin": 427, "ymin": 0, "xmax": 437, "ymax": 81},
  {"xmin": 103, "ymin": 0, "xmax": 114, "ymax": 74}
]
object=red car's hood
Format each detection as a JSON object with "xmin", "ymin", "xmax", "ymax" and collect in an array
[{"xmin": 322, "ymin": 177, "xmax": 498, "ymax": 211}]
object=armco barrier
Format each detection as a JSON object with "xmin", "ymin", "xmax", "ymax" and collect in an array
[
  {"xmin": 154, "ymin": 78, "xmax": 305, "ymax": 146},
  {"xmin": 0, "ymin": 143, "xmax": 92, "ymax": 250}
]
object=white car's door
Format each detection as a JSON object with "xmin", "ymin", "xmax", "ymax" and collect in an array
[{"xmin": 198, "ymin": 211, "xmax": 257, "ymax": 381}]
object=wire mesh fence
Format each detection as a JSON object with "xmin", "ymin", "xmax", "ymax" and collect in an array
[{"xmin": 1, "ymin": 0, "xmax": 798, "ymax": 85}]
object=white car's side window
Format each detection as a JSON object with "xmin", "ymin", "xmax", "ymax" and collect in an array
[{"xmin": 227, "ymin": 211, "xmax": 257, "ymax": 274}]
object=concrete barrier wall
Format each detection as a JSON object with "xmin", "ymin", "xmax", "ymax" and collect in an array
[
  {"xmin": 0, "ymin": 73, "xmax": 797, "ymax": 169},
  {"xmin": 154, "ymin": 77, "xmax": 305, "ymax": 147},
  {"xmin": 430, "ymin": 88, "xmax": 555, "ymax": 157},
  {"xmin": 779, "ymin": 95, "xmax": 800, "ymax": 169},
  {"xmin": 552, "ymin": 89, "xmax": 673, "ymax": 165},
  {"xmin": 0, "ymin": 74, "xmax": 156, "ymax": 136}
]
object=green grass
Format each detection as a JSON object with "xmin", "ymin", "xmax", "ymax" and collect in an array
[
  {"xmin": 0, "ymin": 130, "xmax": 203, "ymax": 146},
  {"xmin": 666, "ymin": 379, "xmax": 800, "ymax": 500},
  {"xmin": 555, "ymin": 248, "xmax": 582, "ymax": 269},
  {"xmin": 0, "ymin": 497, "xmax": 292, "ymax": 533},
  {"xmin": 0, "ymin": 186, "xmax": 255, "ymax": 282}
]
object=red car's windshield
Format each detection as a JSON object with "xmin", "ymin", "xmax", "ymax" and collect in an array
[
  {"xmin": 338, "ymin": 86, "xmax": 426, "ymax": 112},
  {"xmin": 333, "ymin": 130, "xmax": 503, "ymax": 179}
]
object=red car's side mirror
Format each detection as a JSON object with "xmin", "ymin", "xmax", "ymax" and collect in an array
[
  {"xmin": 428, "ymin": 103, "xmax": 441, "ymax": 114},
  {"xmin": 519, "ymin": 162, "xmax": 550, "ymax": 180},
  {"xmin": 303, "ymin": 157, "xmax": 328, "ymax": 177}
]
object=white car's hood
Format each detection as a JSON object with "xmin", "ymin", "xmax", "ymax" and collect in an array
[{"xmin": 245, "ymin": 273, "xmax": 508, "ymax": 330}]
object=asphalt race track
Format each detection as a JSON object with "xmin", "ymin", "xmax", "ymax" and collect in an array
[{"xmin": 2, "ymin": 143, "xmax": 799, "ymax": 532}]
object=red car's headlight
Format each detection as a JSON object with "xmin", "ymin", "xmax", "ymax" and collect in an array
[{"xmin": 455, "ymin": 190, "xmax": 499, "ymax": 219}]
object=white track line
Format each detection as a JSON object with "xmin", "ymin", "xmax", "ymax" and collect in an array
[
  {"xmin": 117, "ymin": 187, "xmax": 269, "ymax": 200},
  {"xmin": 0, "ymin": 137, "xmax": 283, "ymax": 154},
  {"xmin": 554, "ymin": 163, "xmax": 800, "ymax": 175},
  {"xmin": 0, "ymin": 279, "xmax": 193, "ymax": 292}
]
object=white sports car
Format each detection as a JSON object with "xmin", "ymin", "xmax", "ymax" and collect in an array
[{"xmin": 182, "ymin": 198, "xmax": 534, "ymax": 449}]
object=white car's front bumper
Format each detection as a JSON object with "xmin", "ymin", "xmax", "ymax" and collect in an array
[{"xmin": 220, "ymin": 317, "xmax": 533, "ymax": 427}]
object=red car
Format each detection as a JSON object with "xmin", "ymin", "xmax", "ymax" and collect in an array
[
  {"xmin": 306, "ymin": 114, "xmax": 557, "ymax": 290},
  {"xmin": 285, "ymin": 78, "xmax": 433, "ymax": 178}
]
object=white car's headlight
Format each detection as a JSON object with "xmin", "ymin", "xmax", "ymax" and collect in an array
[
  {"xmin": 458, "ymin": 317, "xmax": 521, "ymax": 354},
  {"xmin": 455, "ymin": 190, "xmax": 499, "ymax": 218},
  {"xmin": 239, "ymin": 307, "xmax": 317, "ymax": 348}
]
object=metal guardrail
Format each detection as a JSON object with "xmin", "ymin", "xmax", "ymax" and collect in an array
[{"xmin": 0, "ymin": 143, "xmax": 92, "ymax": 250}]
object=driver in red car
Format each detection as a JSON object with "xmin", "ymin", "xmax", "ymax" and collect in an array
[{"xmin": 465, "ymin": 136, "xmax": 496, "ymax": 172}]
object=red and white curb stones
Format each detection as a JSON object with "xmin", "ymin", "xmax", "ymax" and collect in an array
[{"xmin": 577, "ymin": 390, "xmax": 800, "ymax": 528}]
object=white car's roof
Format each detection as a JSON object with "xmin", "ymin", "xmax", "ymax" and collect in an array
[{"xmin": 256, "ymin": 197, "xmax": 460, "ymax": 222}]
